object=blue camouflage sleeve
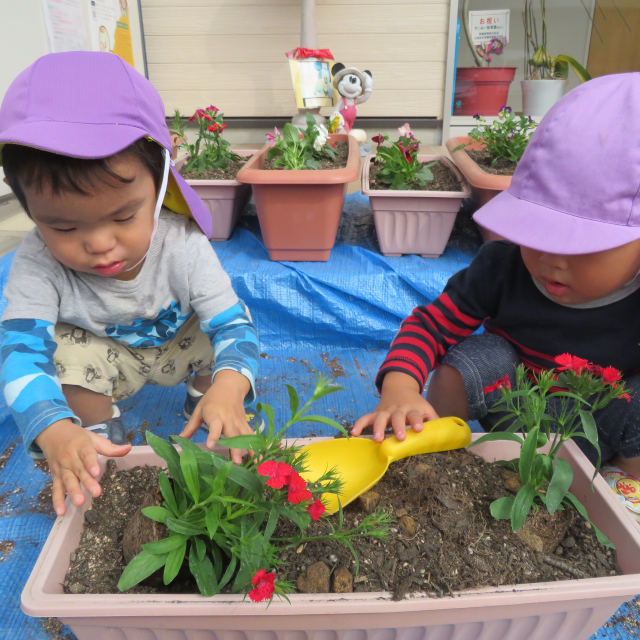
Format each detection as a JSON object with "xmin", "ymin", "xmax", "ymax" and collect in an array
[
  {"xmin": 200, "ymin": 301, "xmax": 259, "ymax": 406},
  {"xmin": 0, "ymin": 319, "xmax": 79, "ymax": 453}
]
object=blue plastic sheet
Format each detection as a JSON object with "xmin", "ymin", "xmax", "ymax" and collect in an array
[{"xmin": 0, "ymin": 194, "xmax": 636, "ymax": 638}]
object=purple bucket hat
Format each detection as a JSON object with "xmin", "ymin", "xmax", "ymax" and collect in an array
[
  {"xmin": 474, "ymin": 72, "xmax": 640, "ymax": 255},
  {"xmin": 0, "ymin": 51, "xmax": 212, "ymax": 238}
]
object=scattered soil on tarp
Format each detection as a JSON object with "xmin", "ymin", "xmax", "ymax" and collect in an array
[
  {"xmin": 466, "ymin": 149, "xmax": 517, "ymax": 176},
  {"xmin": 369, "ymin": 160, "xmax": 464, "ymax": 192},
  {"xmin": 262, "ymin": 141, "xmax": 349, "ymax": 171},
  {"xmin": 66, "ymin": 450, "xmax": 620, "ymax": 600},
  {"xmin": 0, "ymin": 441, "xmax": 17, "ymax": 473},
  {"xmin": 605, "ymin": 595, "xmax": 640, "ymax": 633},
  {"xmin": 0, "ymin": 540, "xmax": 15, "ymax": 562},
  {"xmin": 277, "ymin": 449, "xmax": 620, "ymax": 600},
  {"xmin": 41, "ymin": 617, "xmax": 75, "ymax": 640},
  {"xmin": 180, "ymin": 159, "xmax": 247, "ymax": 181},
  {"xmin": 30, "ymin": 480, "xmax": 55, "ymax": 514}
]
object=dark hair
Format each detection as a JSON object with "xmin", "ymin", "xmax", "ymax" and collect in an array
[{"xmin": 1, "ymin": 138, "xmax": 165, "ymax": 218}]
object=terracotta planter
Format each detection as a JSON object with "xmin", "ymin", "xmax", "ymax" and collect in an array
[
  {"xmin": 454, "ymin": 67, "xmax": 518, "ymax": 116},
  {"xmin": 235, "ymin": 134, "xmax": 361, "ymax": 262},
  {"xmin": 21, "ymin": 436, "xmax": 640, "ymax": 640},
  {"xmin": 175, "ymin": 151, "xmax": 255, "ymax": 242},
  {"xmin": 361, "ymin": 155, "xmax": 472, "ymax": 257}
]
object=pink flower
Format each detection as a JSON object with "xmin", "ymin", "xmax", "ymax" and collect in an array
[
  {"xmin": 307, "ymin": 499, "xmax": 325, "ymax": 521},
  {"xmin": 398, "ymin": 123, "xmax": 413, "ymax": 137},
  {"xmin": 555, "ymin": 353, "xmax": 590, "ymax": 374},
  {"xmin": 266, "ymin": 127, "xmax": 280, "ymax": 147},
  {"xmin": 484, "ymin": 375, "xmax": 511, "ymax": 394},
  {"xmin": 288, "ymin": 471, "xmax": 313, "ymax": 504},
  {"xmin": 206, "ymin": 105, "xmax": 219, "ymax": 114},
  {"xmin": 249, "ymin": 569, "xmax": 275, "ymax": 602},
  {"xmin": 257, "ymin": 460, "xmax": 293, "ymax": 489}
]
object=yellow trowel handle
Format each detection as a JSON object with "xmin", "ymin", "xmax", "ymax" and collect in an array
[{"xmin": 378, "ymin": 417, "xmax": 472, "ymax": 464}]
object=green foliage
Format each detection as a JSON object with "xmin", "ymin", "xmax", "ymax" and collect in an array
[
  {"xmin": 118, "ymin": 374, "xmax": 391, "ymax": 601},
  {"xmin": 370, "ymin": 127, "xmax": 435, "ymax": 190},
  {"xmin": 454, "ymin": 107, "xmax": 537, "ymax": 167},
  {"xmin": 265, "ymin": 113, "xmax": 337, "ymax": 170},
  {"xmin": 170, "ymin": 106, "xmax": 242, "ymax": 176},
  {"xmin": 470, "ymin": 359, "xmax": 628, "ymax": 548}
]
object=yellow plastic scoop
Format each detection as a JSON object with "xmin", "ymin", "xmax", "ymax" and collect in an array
[{"xmin": 299, "ymin": 417, "xmax": 471, "ymax": 514}]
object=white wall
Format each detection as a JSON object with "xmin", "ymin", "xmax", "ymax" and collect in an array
[
  {"xmin": 456, "ymin": 0, "xmax": 593, "ymax": 113},
  {"xmin": 0, "ymin": 0, "xmax": 50, "ymax": 198}
]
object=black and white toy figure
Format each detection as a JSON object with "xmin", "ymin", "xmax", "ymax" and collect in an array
[{"xmin": 330, "ymin": 63, "xmax": 374, "ymax": 133}]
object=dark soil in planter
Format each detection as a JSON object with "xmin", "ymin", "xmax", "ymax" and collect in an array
[
  {"xmin": 180, "ymin": 159, "xmax": 247, "ymax": 181},
  {"xmin": 369, "ymin": 160, "xmax": 464, "ymax": 192},
  {"xmin": 466, "ymin": 149, "xmax": 517, "ymax": 176},
  {"xmin": 65, "ymin": 450, "xmax": 620, "ymax": 599},
  {"xmin": 262, "ymin": 141, "xmax": 349, "ymax": 171}
]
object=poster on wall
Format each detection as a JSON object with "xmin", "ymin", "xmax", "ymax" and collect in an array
[
  {"xmin": 286, "ymin": 48, "xmax": 336, "ymax": 110},
  {"xmin": 468, "ymin": 10, "xmax": 510, "ymax": 46},
  {"xmin": 41, "ymin": 0, "xmax": 148, "ymax": 77}
]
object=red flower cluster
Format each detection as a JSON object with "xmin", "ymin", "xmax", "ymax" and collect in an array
[
  {"xmin": 208, "ymin": 123, "xmax": 227, "ymax": 133},
  {"xmin": 249, "ymin": 569, "xmax": 275, "ymax": 602},
  {"xmin": 257, "ymin": 461, "xmax": 326, "ymax": 519},
  {"xmin": 483, "ymin": 374, "xmax": 510, "ymax": 394},
  {"xmin": 189, "ymin": 106, "xmax": 220, "ymax": 122},
  {"xmin": 554, "ymin": 353, "xmax": 590, "ymax": 374}
]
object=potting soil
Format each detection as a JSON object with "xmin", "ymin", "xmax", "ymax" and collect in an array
[
  {"xmin": 369, "ymin": 160, "xmax": 464, "ymax": 192},
  {"xmin": 180, "ymin": 158, "xmax": 247, "ymax": 181},
  {"xmin": 262, "ymin": 141, "xmax": 349, "ymax": 171},
  {"xmin": 465, "ymin": 149, "xmax": 517, "ymax": 176}
]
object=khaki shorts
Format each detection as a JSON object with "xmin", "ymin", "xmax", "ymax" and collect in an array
[{"xmin": 53, "ymin": 313, "xmax": 214, "ymax": 401}]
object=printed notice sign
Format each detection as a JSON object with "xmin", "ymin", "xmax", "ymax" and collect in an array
[
  {"xmin": 469, "ymin": 10, "xmax": 510, "ymax": 45},
  {"xmin": 42, "ymin": 0, "xmax": 89, "ymax": 53}
]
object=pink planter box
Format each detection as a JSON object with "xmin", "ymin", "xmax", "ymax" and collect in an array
[
  {"xmin": 362, "ymin": 155, "xmax": 471, "ymax": 258},
  {"xmin": 21, "ymin": 436, "xmax": 640, "ymax": 640},
  {"xmin": 175, "ymin": 151, "xmax": 255, "ymax": 242}
]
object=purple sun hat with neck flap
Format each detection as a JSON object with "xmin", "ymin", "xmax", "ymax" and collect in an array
[
  {"xmin": 474, "ymin": 72, "xmax": 640, "ymax": 255},
  {"xmin": 0, "ymin": 51, "xmax": 212, "ymax": 238}
]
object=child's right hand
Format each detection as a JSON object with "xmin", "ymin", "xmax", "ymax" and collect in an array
[
  {"xmin": 351, "ymin": 371, "xmax": 439, "ymax": 443},
  {"xmin": 35, "ymin": 419, "xmax": 131, "ymax": 517}
]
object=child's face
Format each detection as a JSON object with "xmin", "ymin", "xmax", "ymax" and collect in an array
[
  {"xmin": 521, "ymin": 239, "xmax": 640, "ymax": 304},
  {"xmin": 22, "ymin": 156, "xmax": 156, "ymax": 282}
]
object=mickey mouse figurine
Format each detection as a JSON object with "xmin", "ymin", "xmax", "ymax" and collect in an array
[{"xmin": 330, "ymin": 63, "xmax": 374, "ymax": 133}]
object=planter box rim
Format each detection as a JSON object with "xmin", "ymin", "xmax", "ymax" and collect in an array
[
  {"xmin": 235, "ymin": 134, "xmax": 360, "ymax": 186},
  {"xmin": 361, "ymin": 154, "xmax": 472, "ymax": 198},
  {"xmin": 175, "ymin": 150, "xmax": 257, "ymax": 188},
  {"xmin": 446, "ymin": 136, "xmax": 513, "ymax": 191},
  {"xmin": 21, "ymin": 435, "xmax": 640, "ymax": 621}
]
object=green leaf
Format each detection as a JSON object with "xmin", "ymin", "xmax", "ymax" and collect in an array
[
  {"xmin": 141, "ymin": 506, "xmax": 172, "ymax": 524},
  {"xmin": 519, "ymin": 427, "xmax": 539, "ymax": 484},
  {"xmin": 276, "ymin": 504, "xmax": 311, "ymax": 532},
  {"xmin": 210, "ymin": 461, "xmax": 232, "ymax": 496},
  {"xmin": 563, "ymin": 492, "xmax": 615, "ymax": 548},
  {"xmin": 285, "ymin": 384, "xmax": 300, "ymax": 420},
  {"xmin": 216, "ymin": 435, "xmax": 264, "ymax": 450},
  {"xmin": 169, "ymin": 435, "xmax": 203, "ymax": 453},
  {"xmin": 218, "ymin": 554, "xmax": 237, "ymax": 590},
  {"xmin": 257, "ymin": 402, "xmax": 276, "ymax": 439},
  {"xmin": 511, "ymin": 484, "xmax": 536, "ymax": 532},
  {"xmin": 305, "ymin": 158, "xmax": 322, "ymax": 169},
  {"xmin": 546, "ymin": 458, "xmax": 573, "ymax": 514},
  {"xmin": 299, "ymin": 415, "xmax": 349, "ymax": 437},
  {"xmin": 142, "ymin": 533, "xmax": 188, "ymax": 555},
  {"xmin": 554, "ymin": 55, "xmax": 591, "ymax": 82},
  {"xmin": 189, "ymin": 544, "xmax": 219, "ymax": 596},
  {"xmin": 212, "ymin": 456, "xmax": 262, "ymax": 495},
  {"xmin": 579, "ymin": 410, "xmax": 598, "ymax": 445},
  {"xmin": 146, "ymin": 432, "xmax": 186, "ymax": 490},
  {"xmin": 206, "ymin": 506, "xmax": 220, "ymax": 539},
  {"xmin": 490, "ymin": 496, "xmax": 515, "ymax": 519},
  {"xmin": 164, "ymin": 542, "xmax": 187, "ymax": 585},
  {"xmin": 165, "ymin": 517, "xmax": 207, "ymax": 536},
  {"xmin": 180, "ymin": 449, "xmax": 200, "ymax": 504},
  {"xmin": 117, "ymin": 550, "xmax": 168, "ymax": 592},
  {"xmin": 158, "ymin": 472, "xmax": 179, "ymax": 517},
  {"xmin": 194, "ymin": 536, "xmax": 207, "ymax": 561},
  {"xmin": 468, "ymin": 432, "xmax": 524, "ymax": 448},
  {"xmin": 283, "ymin": 123, "xmax": 300, "ymax": 145},
  {"xmin": 263, "ymin": 506, "xmax": 280, "ymax": 543}
]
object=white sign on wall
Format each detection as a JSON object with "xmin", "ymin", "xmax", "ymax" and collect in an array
[{"xmin": 469, "ymin": 9, "xmax": 510, "ymax": 45}]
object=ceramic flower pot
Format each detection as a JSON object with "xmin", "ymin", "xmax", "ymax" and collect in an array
[
  {"xmin": 21, "ymin": 436, "xmax": 640, "ymax": 640},
  {"xmin": 361, "ymin": 155, "xmax": 472, "ymax": 257},
  {"xmin": 453, "ymin": 67, "xmax": 518, "ymax": 116},
  {"xmin": 522, "ymin": 79, "xmax": 567, "ymax": 117},
  {"xmin": 175, "ymin": 151, "xmax": 255, "ymax": 242},
  {"xmin": 235, "ymin": 134, "xmax": 361, "ymax": 262},
  {"xmin": 446, "ymin": 136, "xmax": 512, "ymax": 242}
]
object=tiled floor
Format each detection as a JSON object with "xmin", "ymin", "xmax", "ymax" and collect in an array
[{"xmin": 0, "ymin": 197, "xmax": 33, "ymax": 257}]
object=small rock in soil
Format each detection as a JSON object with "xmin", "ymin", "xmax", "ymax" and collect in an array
[
  {"xmin": 358, "ymin": 491, "xmax": 381, "ymax": 513},
  {"xmin": 502, "ymin": 471, "xmax": 523, "ymax": 494},
  {"xmin": 395, "ymin": 508, "xmax": 408, "ymax": 518},
  {"xmin": 555, "ymin": 546, "xmax": 563, "ymax": 556},
  {"xmin": 297, "ymin": 561, "xmax": 330, "ymax": 593},
  {"xmin": 332, "ymin": 567, "xmax": 353, "ymax": 593},
  {"xmin": 436, "ymin": 492, "xmax": 461, "ymax": 511},
  {"xmin": 84, "ymin": 509, "xmax": 99, "ymax": 524},
  {"xmin": 516, "ymin": 529, "xmax": 544, "ymax": 553},
  {"xmin": 399, "ymin": 515, "xmax": 416, "ymax": 536},
  {"xmin": 562, "ymin": 535, "xmax": 576, "ymax": 548}
]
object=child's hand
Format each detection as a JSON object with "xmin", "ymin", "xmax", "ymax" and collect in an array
[
  {"xmin": 35, "ymin": 418, "xmax": 132, "ymax": 517},
  {"xmin": 351, "ymin": 371, "xmax": 439, "ymax": 442},
  {"xmin": 180, "ymin": 370, "xmax": 252, "ymax": 465}
]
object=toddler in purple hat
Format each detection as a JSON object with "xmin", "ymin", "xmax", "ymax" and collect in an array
[
  {"xmin": 354, "ymin": 73, "xmax": 640, "ymax": 521},
  {"xmin": 0, "ymin": 52, "xmax": 260, "ymax": 516}
]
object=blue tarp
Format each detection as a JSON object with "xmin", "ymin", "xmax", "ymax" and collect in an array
[{"xmin": 0, "ymin": 194, "xmax": 637, "ymax": 638}]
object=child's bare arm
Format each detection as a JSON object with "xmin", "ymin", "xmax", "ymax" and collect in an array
[
  {"xmin": 352, "ymin": 371, "xmax": 439, "ymax": 442},
  {"xmin": 35, "ymin": 418, "xmax": 130, "ymax": 516}
]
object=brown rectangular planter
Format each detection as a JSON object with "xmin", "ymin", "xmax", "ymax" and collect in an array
[
  {"xmin": 235, "ymin": 134, "xmax": 361, "ymax": 262},
  {"xmin": 21, "ymin": 436, "xmax": 640, "ymax": 640},
  {"xmin": 362, "ymin": 155, "xmax": 472, "ymax": 257},
  {"xmin": 446, "ymin": 136, "xmax": 511, "ymax": 242},
  {"xmin": 175, "ymin": 150, "xmax": 256, "ymax": 242}
]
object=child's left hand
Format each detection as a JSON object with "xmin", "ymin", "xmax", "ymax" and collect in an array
[{"xmin": 179, "ymin": 370, "xmax": 252, "ymax": 464}]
